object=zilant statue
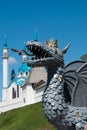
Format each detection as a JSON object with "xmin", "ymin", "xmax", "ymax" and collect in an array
[{"xmin": 12, "ymin": 40, "xmax": 87, "ymax": 130}]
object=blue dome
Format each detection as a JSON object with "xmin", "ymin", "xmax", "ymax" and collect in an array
[
  {"xmin": 18, "ymin": 63, "xmax": 31, "ymax": 73},
  {"xmin": 14, "ymin": 77, "xmax": 27, "ymax": 86}
]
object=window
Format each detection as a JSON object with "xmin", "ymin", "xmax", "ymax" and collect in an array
[
  {"xmin": 17, "ymin": 85, "xmax": 19, "ymax": 97},
  {"xmin": 26, "ymin": 71, "xmax": 28, "ymax": 76},
  {"xmin": 20, "ymin": 72, "xmax": 22, "ymax": 76},
  {"xmin": 12, "ymin": 88, "xmax": 16, "ymax": 99}
]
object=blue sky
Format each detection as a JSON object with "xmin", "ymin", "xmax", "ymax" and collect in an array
[{"xmin": 0, "ymin": 0, "xmax": 87, "ymax": 100}]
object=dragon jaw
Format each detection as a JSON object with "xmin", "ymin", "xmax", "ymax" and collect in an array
[{"xmin": 26, "ymin": 41, "xmax": 66, "ymax": 67}]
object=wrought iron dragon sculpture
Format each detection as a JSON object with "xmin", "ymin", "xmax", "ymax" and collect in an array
[{"xmin": 12, "ymin": 40, "xmax": 87, "ymax": 130}]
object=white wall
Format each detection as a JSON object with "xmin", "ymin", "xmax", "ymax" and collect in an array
[
  {"xmin": 0, "ymin": 98, "xmax": 24, "ymax": 113},
  {"xmin": 22, "ymin": 84, "xmax": 35, "ymax": 105},
  {"xmin": 34, "ymin": 87, "xmax": 45, "ymax": 103},
  {"xmin": 2, "ymin": 89, "xmax": 8, "ymax": 102},
  {"xmin": 0, "ymin": 84, "xmax": 45, "ymax": 113}
]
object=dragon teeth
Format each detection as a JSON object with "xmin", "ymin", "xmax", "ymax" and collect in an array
[
  {"xmin": 31, "ymin": 45, "xmax": 33, "ymax": 50},
  {"xmin": 38, "ymin": 49, "xmax": 41, "ymax": 52},
  {"xmin": 28, "ymin": 46, "xmax": 30, "ymax": 49},
  {"xmin": 34, "ymin": 47, "xmax": 37, "ymax": 50}
]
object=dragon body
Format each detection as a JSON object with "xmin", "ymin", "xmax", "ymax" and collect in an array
[
  {"xmin": 42, "ymin": 64, "xmax": 87, "ymax": 130},
  {"xmin": 17, "ymin": 40, "xmax": 87, "ymax": 130}
]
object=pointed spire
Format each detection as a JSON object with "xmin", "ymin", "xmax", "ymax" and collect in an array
[
  {"xmin": 11, "ymin": 69, "xmax": 16, "ymax": 82},
  {"xmin": 3, "ymin": 34, "xmax": 8, "ymax": 48},
  {"xmin": 24, "ymin": 41, "xmax": 27, "ymax": 50},
  {"xmin": 34, "ymin": 29, "xmax": 38, "ymax": 41}
]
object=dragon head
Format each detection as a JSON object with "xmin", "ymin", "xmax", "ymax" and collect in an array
[{"xmin": 26, "ymin": 40, "xmax": 70, "ymax": 67}]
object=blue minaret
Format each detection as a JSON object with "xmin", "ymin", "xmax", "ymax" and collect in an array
[{"xmin": 2, "ymin": 35, "xmax": 9, "ymax": 101}]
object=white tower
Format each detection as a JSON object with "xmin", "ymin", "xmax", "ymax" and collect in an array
[
  {"xmin": 22, "ymin": 53, "xmax": 27, "ymax": 63},
  {"xmin": 2, "ymin": 35, "xmax": 9, "ymax": 101},
  {"xmin": 22, "ymin": 43, "xmax": 27, "ymax": 63}
]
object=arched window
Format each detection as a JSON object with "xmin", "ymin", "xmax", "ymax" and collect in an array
[
  {"xmin": 26, "ymin": 71, "xmax": 28, "ymax": 76},
  {"xmin": 17, "ymin": 85, "xmax": 19, "ymax": 98},
  {"xmin": 12, "ymin": 88, "xmax": 16, "ymax": 99},
  {"xmin": 20, "ymin": 72, "xmax": 23, "ymax": 76}
]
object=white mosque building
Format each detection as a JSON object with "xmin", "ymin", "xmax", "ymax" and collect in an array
[{"xmin": 0, "ymin": 37, "xmax": 47, "ymax": 113}]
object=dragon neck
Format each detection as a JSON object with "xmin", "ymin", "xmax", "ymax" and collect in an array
[
  {"xmin": 46, "ymin": 65, "xmax": 58, "ymax": 86},
  {"xmin": 43, "ymin": 65, "xmax": 68, "ymax": 122}
]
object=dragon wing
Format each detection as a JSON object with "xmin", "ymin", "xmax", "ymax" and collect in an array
[
  {"xmin": 64, "ymin": 60, "xmax": 86, "ymax": 103},
  {"xmin": 80, "ymin": 53, "xmax": 87, "ymax": 62},
  {"xmin": 76, "ymin": 62, "xmax": 87, "ymax": 84}
]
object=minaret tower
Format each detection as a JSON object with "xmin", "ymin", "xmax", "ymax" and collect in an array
[
  {"xmin": 2, "ymin": 35, "xmax": 9, "ymax": 101},
  {"xmin": 22, "ymin": 42, "xmax": 27, "ymax": 63},
  {"xmin": 34, "ymin": 29, "xmax": 38, "ymax": 41}
]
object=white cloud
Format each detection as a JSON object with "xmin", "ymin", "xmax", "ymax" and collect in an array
[{"xmin": 8, "ymin": 57, "xmax": 18, "ymax": 65}]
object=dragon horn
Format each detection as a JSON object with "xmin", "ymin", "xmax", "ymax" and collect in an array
[{"xmin": 62, "ymin": 42, "xmax": 71, "ymax": 54}]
